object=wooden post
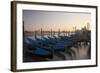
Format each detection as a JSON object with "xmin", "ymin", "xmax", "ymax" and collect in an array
[
  {"xmin": 51, "ymin": 29, "xmax": 52, "ymax": 37},
  {"xmin": 34, "ymin": 31, "xmax": 37, "ymax": 39},
  {"xmin": 42, "ymin": 28, "xmax": 44, "ymax": 38},
  {"xmin": 41, "ymin": 28, "xmax": 43, "ymax": 39},
  {"xmin": 58, "ymin": 28, "xmax": 60, "ymax": 36},
  {"xmin": 66, "ymin": 31, "xmax": 68, "ymax": 36},
  {"xmin": 53, "ymin": 31, "xmax": 55, "ymax": 36}
]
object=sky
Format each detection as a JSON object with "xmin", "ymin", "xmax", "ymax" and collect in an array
[{"xmin": 23, "ymin": 10, "xmax": 91, "ymax": 32}]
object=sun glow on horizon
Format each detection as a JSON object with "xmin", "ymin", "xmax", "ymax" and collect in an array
[{"xmin": 23, "ymin": 10, "xmax": 91, "ymax": 32}]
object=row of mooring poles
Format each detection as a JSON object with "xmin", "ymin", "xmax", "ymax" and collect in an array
[
  {"xmin": 34, "ymin": 30, "xmax": 37, "ymax": 39},
  {"xmin": 33, "ymin": 28, "xmax": 71, "ymax": 39},
  {"xmin": 41, "ymin": 28, "xmax": 44, "ymax": 38}
]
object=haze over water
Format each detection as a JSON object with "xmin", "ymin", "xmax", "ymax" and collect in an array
[{"xmin": 23, "ymin": 10, "xmax": 91, "ymax": 32}]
